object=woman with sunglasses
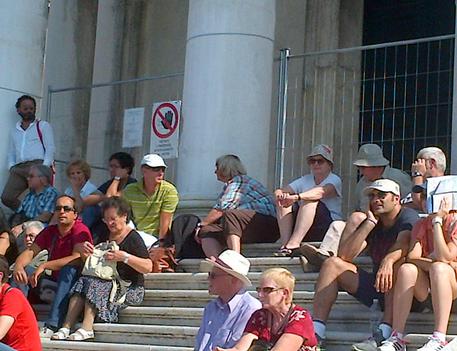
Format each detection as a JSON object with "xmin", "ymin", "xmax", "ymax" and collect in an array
[
  {"xmin": 215, "ymin": 268, "xmax": 317, "ymax": 351},
  {"xmin": 274, "ymin": 144, "xmax": 342, "ymax": 257},
  {"xmin": 51, "ymin": 196, "xmax": 152, "ymax": 341}
]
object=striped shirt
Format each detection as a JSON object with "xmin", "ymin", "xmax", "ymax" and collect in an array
[
  {"xmin": 123, "ymin": 179, "xmax": 179, "ymax": 236},
  {"xmin": 214, "ymin": 175, "xmax": 276, "ymax": 217},
  {"xmin": 17, "ymin": 185, "xmax": 58, "ymax": 220}
]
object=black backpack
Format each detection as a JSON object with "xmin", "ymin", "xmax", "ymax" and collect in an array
[{"xmin": 171, "ymin": 214, "xmax": 205, "ymax": 259}]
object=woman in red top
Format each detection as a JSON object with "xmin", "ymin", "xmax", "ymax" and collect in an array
[{"xmin": 215, "ymin": 268, "xmax": 317, "ymax": 351}]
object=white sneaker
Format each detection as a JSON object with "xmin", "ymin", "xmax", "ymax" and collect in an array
[
  {"xmin": 39, "ymin": 326, "xmax": 55, "ymax": 338},
  {"xmin": 377, "ymin": 335, "xmax": 406, "ymax": 351},
  {"xmin": 417, "ymin": 336, "xmax": 447, "ymax": 351}
]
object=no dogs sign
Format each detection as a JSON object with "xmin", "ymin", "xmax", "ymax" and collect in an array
[{"xmin": 150, "ymin": 100, "xmax": 181, "ymax": 159}]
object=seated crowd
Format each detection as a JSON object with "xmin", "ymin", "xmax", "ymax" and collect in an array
[{"xmin": 0, "ymin": 95, "xmax": 455, "ymax": 351}]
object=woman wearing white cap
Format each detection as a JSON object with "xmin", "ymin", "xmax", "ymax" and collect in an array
[{"xmin": 274, "ymin": 144, "xmax": 342, "ymax": 256}]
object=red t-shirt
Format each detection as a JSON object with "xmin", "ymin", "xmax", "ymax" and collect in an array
[
  {"xmin": 0, "ymin": 284, "xmax": 41, "ymax": 351},
  {"xmin": 34, "ymin": 219, "xmax": 93, "ymax": 279},
  {"xmin": 245, "ymin": 305, "xmax": 317, "ymax": 350}
]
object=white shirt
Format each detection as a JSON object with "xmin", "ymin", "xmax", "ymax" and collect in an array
[
  {"xmin": 289, "ymin": 172, "xmax": 343, "ymax": 220},
  {"xmin": 7, "ymin": 119, "xmax": 55, "ymax": 169}
]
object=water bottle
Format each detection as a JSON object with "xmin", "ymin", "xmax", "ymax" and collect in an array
[{"xmin": 370, "ymin": 299, "xmax": 381, "ymax": 334}]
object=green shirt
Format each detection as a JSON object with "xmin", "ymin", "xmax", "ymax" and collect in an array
[{"xmin": 123, "ymin": 179, "xmax": 179, "ymax": 236}]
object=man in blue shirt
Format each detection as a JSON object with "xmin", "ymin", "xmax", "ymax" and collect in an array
[{"xmin": 195, "ymin": 250, "xmax": 261, "ymax": 351}]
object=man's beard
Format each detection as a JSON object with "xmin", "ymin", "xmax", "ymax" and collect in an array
[{"xmin": 19, "ymin": 112, "xmax": 35, "ymax": 121}]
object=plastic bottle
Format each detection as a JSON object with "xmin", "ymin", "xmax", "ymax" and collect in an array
[{"xmin": 370, "ymin": 299, "xmax": 382, "ymax": 334}]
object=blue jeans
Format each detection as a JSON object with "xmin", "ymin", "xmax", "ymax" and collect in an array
[
  {"xmin": 0, "ymin": 342, "xmax": 15, "ymax": 351},
  {"xmin": 9, "ymin": 265, "xmax": 35, "ymax": 296},
  {"xmin": 46, "ymin": 265, "xmax": 80, "ymax": 329}
]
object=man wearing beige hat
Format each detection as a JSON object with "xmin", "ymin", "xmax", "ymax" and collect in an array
[
  {"xmin": 311, "ymin": 179, "xmax": 419, "ymax": 350},
  {"xmin": 274, "ymin": 144, "xmax": 343, "ymax": 256},
  {"xmin": 195, "ymin": 250, "xmax": 261, "ymax": 351}
]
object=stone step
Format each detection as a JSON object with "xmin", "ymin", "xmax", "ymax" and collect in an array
[
  {"xmin": 177, "ymin": 256, "xmax": 372, "ymax": 274},
  {"xmin": 42, "ymin": 340, "xmax": 192, "ymax": 351}
]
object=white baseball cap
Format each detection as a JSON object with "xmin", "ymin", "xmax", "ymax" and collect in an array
[
  {"xmin": 141, "ymin": 154, "xmax": 167, "ymax": 168},
  {"xmin": 363, "ymin": 179, "xmax": 400, "ymax": 197}
]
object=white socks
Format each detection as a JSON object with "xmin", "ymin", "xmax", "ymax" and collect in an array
[
  {"xmin": 313, "ymin": 320, "xmax": 326, "ymax": 339},
  {"xmin": 433, "ymin": 331, "xmax": 446, "ymax": 342},
  {"xmin": 378, "ymin": 323, "xmax": 392, "ymax": 339}
]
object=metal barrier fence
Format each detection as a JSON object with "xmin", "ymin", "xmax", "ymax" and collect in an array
[
  {"xmin": 275, "ymin": 34, "xmax": 456, "ymax": 215},
  {"xmin": 46, "ymin": 72, "xmax": 184, "ymax": 190}
]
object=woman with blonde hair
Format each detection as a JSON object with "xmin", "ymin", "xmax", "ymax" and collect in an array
[{"xmin": 216, "ymin": 268, "xmax": 317, "ymax": 351}]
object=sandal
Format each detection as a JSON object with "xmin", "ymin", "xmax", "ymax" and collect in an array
[
  {"xmin": 50, "ymin": 327, "xmax": 70, "ymax": 340},
  {"xmin": 67, "ymin": 328, "xmax": 94, "ymax": 341},
  {"xmin": 273, "ymin": 247, "xmax": 300, "ymax": 257}
]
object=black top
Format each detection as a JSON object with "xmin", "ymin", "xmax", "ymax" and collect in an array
[{"xmin": 98, "ymin": 176, "xmax": 137, "ymax": 194}]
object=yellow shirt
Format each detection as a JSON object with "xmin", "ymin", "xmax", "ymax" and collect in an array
[{"xmin": 123, "ymin": 179, "xmax": 179, "ymax": 236}]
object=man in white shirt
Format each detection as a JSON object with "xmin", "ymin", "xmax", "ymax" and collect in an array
[{"xmin": 2, "ymin": 95, "xmax": 55, "ymax": 211}]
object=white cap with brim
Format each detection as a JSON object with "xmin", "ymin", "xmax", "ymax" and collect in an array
[
  {"xmin": 353, "ymin": 144, "xmax": 389, "ymax": 167},
  {"xmin": 141, "ymin": 154, "xmax": 167, "ymax": 168},
  {"xmin": 363, "ymin": 179, "xmax": 400, "ymax": 197},
  {"xmin": 200, "ymin": 250, "xmax": 251, "ymax": 286}
]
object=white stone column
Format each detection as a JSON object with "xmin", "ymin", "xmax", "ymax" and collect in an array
[
  {"xmin": 0, "ymin": 1, "xmax": 48, "ymax": 190},
  {"xmin": 178, "ymin": 0, "xmax": 276, "ymax": 212}
]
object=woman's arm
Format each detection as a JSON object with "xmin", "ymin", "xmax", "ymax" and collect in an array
[
  {"xmin": 271, "ymin": 333, "xmax": 305, "ymax": 351},
  {"xmin": 213, "ymin": 333, "xmax": 258, "ymax": 351},
  {"xmin": 297, "ymin": 183, "xmax": 337, "ymax": 201},
  {"xmin": 104, "ymin": 249, "xmax": 152, "ymax": 274},
  {"xmin": 432, "ymin": 199, "xmax": 457, "ymax": 262}
]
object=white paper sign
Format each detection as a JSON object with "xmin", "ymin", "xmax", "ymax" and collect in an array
[
  {"xmin": 425, "ymin": 175, "xmax": 457, "ymax": 213},
  {"xmin": 150, "ymin": 100, "xmax": 181, "ymax": 159},
  {"xmin": 122, "ymin": 107, "xmax": 144, "ymax": 148}
]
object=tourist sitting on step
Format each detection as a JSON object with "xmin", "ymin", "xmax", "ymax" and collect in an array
[
  {"xmin": 10, "ymin": 165, "xmax": 58, "ymax": 237},
  {"xmin": 63, "ymin": 159, "xmax": 102, "ymax": 228},
  {"xmin": 195, "ymin": 249, "xmax": 261, "ymax": 351},
  {"xmin": 0, "ymin": 256, "xmax": 41, "ymax": 351},
  {"xmin": 298, "ymin": 143, "xmax": 412, "ymax": 267},
  {"xmin": 378, "ymin": 187, "xmax": 457, "ymax": 351},
  {"xmin": 273, "ymin": 144, "xmax": 342, "ymax": 257},
  {"xmin": 196, "ymin": 154, "xmax": 279, "ymax": 258},
  {"xmin": 50, "ymin": 196, "xmax": 152, "ymax": 341},
  {"xmin": 108, "ymin": 153, "xmax": 179, "ymax": 250},
  {"xmin": 12, "ymin": 195, "xmax": 93, "ymax": 338},
  {"xmin": 310, "ymin": 179, "xmax": 419, "ymax": 350},
  {"xmin": 216, "ymin": 267, "xmax": 317, "ymax": 351}
]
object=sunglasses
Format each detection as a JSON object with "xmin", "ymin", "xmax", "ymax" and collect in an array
[
  {"xmin": 256, "ymin": 286, "xmax": 283, "ymax": 295},
  {"xmin": 55, "ymin": 205, "xmax": 75, "ymax": 213},
  {"xmin": 307, "ymin": 158, "xmax": 326, "ymax": 165}
]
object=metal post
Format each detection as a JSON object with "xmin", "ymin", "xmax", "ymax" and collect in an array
[
  {"xmin": 45, "ymin": 85, "xmax": 52, "ymax": 122},
  {"xmin": 451, "ymin": 1, "xmax": 457, "ymax": 174},
  {"xmin": 274, "ymin": 48, "xmax": 290, "ymax": 189}
]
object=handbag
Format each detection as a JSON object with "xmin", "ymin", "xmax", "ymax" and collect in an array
[
  {"xmin": 82, "ymin": 241, "xmax": 131, "ymax": 304},
  {"xmin": 149, "ymin": 245, "xmax": 177, "ymax": 273}
]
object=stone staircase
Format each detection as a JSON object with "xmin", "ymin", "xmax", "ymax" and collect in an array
[{"xmin": 40, "ymin": 243, "xmax": 457, "ymax": 350}]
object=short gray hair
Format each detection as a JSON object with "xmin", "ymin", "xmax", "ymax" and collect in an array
[
  {"xmin": 22, "ymin": 220, "xmax": 45, "ymax": 233},
  {"xmin": 215, "ymin": 154, "xmax": 246, "ymax": 180},
  {"xmin": 417, "ymin": 147, "xmax": 446, "ymax": 173},
  {"xmin": 32, "ymin": 165, "xmax": 53, "ymax": 184}
]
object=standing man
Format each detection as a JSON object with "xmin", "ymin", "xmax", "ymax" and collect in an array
[
  {"xmin": 195, "ymin": 250, "xmax": 261, "ymax": 351},
  {"xmin": 310, "ymin": 179, "xmax": 419, "ymax": 350},
  {"xmin": 13, "ymin": 195, "xmax": 92, "ymax": 337},
  {"xmin": 0, "ymin": 256, "xmax": 41, "ymax": 351},
  {"xmin": 110, "ymin": 154, "xmax": 179, "ymax": 248},
  {"xmin": 2, "ymin": 95, "xmax": 55, "ymax": 211}
]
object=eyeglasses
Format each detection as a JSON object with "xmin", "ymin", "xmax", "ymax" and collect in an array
[
  {"xmin": 368, "ymin": 191, "xmax": 389, "ymax": 200},
  {"xmin": 307, "ymin": 158, "xmax": 326, "ymax": 165},
  {"xmin": 27, "ymin": 174, "xmax": 42, "ymax": 179},
  {"xmin": 256, "ymin": 286, "xmax": 283, "ymax": 295},
  {"xmin": 208, "ymin": 272, "xmax": 227, "ymax": 280},
  {"xmin": 55, "ymin": 205, "xmax": 75, "ymax": 213}
]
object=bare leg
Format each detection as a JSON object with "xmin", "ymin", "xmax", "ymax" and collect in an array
[
  {"xmin": 390, "ymin": 263, "xmax": 429, "ymax": 332},
  {"xmin": 313, "ymin": 256, "xmax": 359, "ymax": 322},
  {"xmin": 276, "ymin": 205, "xmax": 294, "ymax": 247},
  {"xmin": 201, "ymin": 237, "xmax": 224, "ymax": 258},
  {"xmin": 81, "ymin": 301, "xmax": 97, "ymax": 331},
  {"xmin": 286, "ymin": 201, "xmax": 319, "ymax": 248},
  {"xmin": 62, "ymin": 295, "xmax": 85, "ymax": 329},
  {"xmin": 226, "ymin": 234, "xmax": 241, "ymax": 253},
  {"xmin": 429, "ymin": 262, "xmax": 457, "ymax": 333}
]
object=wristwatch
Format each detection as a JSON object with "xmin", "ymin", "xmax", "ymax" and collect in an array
[
  {"xmin": 114, "ymin": 176, "xmax": 121, "ymax": 181},
  {"xmin": 412, "ymin": 171, "xmax": 423, "ymax": 177},
  {"xmin": 432, "ymin": 217, "xmax": 443, "ymax": 226},
  {"xmin": 123, "ymin": 253, "xmax": 131, "ymax": 264}
]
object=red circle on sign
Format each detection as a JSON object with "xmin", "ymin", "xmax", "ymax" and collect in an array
[{"xmin": 152, "ymin": 102, "xmax": 179, "ymax": 139}]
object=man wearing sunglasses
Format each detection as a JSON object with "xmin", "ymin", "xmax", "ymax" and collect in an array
[
  {"xmin": 311, "ymin": 179, "xmax": 419, "ymax": 350},
  {"xmin": 196, "ymin": 250, "xmax": 261, "ymax": 351},
  {"xmin": 12, "ymin": 194, "xmax": 93, "ymax": 338},
  {"xmin": 118, "ymin": 154, "xmax": 179, "ymax": 249}
]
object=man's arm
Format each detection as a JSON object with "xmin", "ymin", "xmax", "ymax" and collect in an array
[
  {"xmin": 13, "ymin": 243, "xmax": 42, "ymax": 284},
  {"xmin": 7, "ymin": 132, "xmax": 15, "ymax": 170},
  {"xmin": 0, "ymin": 315, "xmax": 14, "ymax": 339},
  {"xmin": 200, "ymin": 208, "xmax": 223, "ymax": 226},
  {"xmin": 338, "ymin": 214, "xmax": 376, "ymax": 262},
  {"xmin": 375, "ymin": 229, "xmax": 411, "ymax": 293},
  {"xmin": 34, "ymin": 211, "xmax": 52, "ymax": 223},
  {"xmin": 41, "ymin": 121, "xmax": 55, "ymax": 166},
  {"xmin": 158, "ymin": 211, "xmax": 173, "ymax": 240}
]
